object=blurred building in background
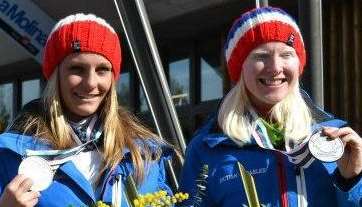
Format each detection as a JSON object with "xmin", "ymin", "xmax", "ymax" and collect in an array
[{"xmin": 0, "ymin": 0, "xmax": 361, "ymax": 141}]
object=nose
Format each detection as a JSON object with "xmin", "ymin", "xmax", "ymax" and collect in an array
[
  {"xmin": 83, "ymin": 69, "xmax": 97, "ymax": 90},
  {"xmin": 267, "ymin": 55, "xmax": 283, "ymax": 75}
]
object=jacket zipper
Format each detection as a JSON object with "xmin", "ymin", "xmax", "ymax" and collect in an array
[
  {"xmin": 276, "ymin": 153, "xmax": 289, "ymax": 207},
  {"xmin": 295, "ymin": 167, "xmax": 308, "ymax": 207}
]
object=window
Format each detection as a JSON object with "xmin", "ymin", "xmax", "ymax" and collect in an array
[
  {"xmin": 139, "ymin": 86, "xmax": 150, "ymax": 112},
  {"xmin": 117, "ymin": 72, "xmax": 130, "ymax": 109},
  {"xmin": 0, "ymin": 83, "xmax": 13, "ymax": 132},
  {"xmin": 169, "ymin": 58, "xmax": 190, "ymax": 106},
  {"xmin": 200, "ymin": 39, "xmax": 223, "ymax": 101},
  {"xmin": 22, "ymin": 79, "xmax": 41, "ymax": 106}
]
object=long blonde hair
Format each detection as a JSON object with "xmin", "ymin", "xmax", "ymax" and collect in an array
[
  {"xmin": 218, "ymin": 76, "xmax": 313, "ymax": 148},
  {"xmin": 14, "ymin": 70, "xmax": 164, "ymax": 184}
]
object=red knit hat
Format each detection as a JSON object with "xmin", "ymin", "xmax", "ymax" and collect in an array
[
  {"xmin": 42, "ymin": 13, "xmax": 122, "ymax": 80},
  {"xmin": 224, "ymin": 7, "xmax": 306, "ymax": 83}
]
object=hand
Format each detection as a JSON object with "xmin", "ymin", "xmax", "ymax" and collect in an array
[
  {"xmin": 323, "ymin": 127, "xmax": 362, "ymax": 179},
  {"xmin": 0, "ymin": 174, "xmax": 40, "ymax": 207}
]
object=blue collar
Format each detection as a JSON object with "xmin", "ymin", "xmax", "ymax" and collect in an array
[
  {"xmin": 199, "ymin": 115, "xmax": 347, "ymax": 149},
  {"xmin": 202, "ymin": 133, "xmax": 234, "ymax": 148},
  {"xmin": 0, "ymin": 132, "xmax": 51, "ymax": 156}
]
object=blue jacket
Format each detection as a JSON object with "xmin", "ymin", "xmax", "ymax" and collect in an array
[
  {"xmin": 0, "ymin": 132, "xmax": 174, "ymax": 207},
  {"xmin": 179, "ymin": 114, "xmax": 362, "ymax": 207}
]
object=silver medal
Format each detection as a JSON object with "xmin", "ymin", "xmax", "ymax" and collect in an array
[
  {"xmin": 18, "ymin": 156, "xmax": 54, "ymax": 191},
  {"xmin": 308, "ymin": 131, "xmax": 344, "ymax": 162}
]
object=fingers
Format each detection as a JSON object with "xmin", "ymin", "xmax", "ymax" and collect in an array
[
  {"xmin": 6, "ymin": 174, "xmax": 33, "ymax": 195},
  {"xmin": 1, "ymin": 174, "xmax": 40, "ymax": 207},
  {"xmin": 322, "ymin": 127, "xmax": 361, "ymax": 142},
  {"xmin": 322, "ymin": 127, "xmax": 357, "ymax": 138},
  {"xmin": 322, "ymin": 127, "xmax": 362, "ymax": 149},
  {"xmin": 22, "ymin": 191, "xmax": 41, "ymax": 206},
  {"xmin": 17, "ymin": 176, "xmax": 34, "ymax": 194},
  {"xmin": 26, "ymin": 197, "xmax": 40, "ymax": 207}
]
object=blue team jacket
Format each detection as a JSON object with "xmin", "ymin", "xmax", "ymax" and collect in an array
[
  {"xmin": 0, "ymin": 132, "xmax": 173, "ymax": 207},
  {"xmin": 179, "ymin": 115, "xmax": 362, "ymax": 207}
]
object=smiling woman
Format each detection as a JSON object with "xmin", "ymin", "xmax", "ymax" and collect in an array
[
  {"xmin": 242, "ymin": 42, "xmax": 301, "ymax": 114},
  {"xmin": 0, "ymin": 13, "xmax": 176, "ymax": 207},
  {"xmin": 58, "ymin": 53, "xmax": 113, "ymax": 120},
  {"xmin": 179, "ymin": 6, "xmax": 362, "ymax": 207}
]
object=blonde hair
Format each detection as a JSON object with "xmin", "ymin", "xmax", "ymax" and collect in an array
[
  {"xmin": 14, "ymin": 69, "xmax": 165, "ymax": 184},
  {"xmin": 218, "ymin": 76, "xmax": 313, "ymax": 148}
]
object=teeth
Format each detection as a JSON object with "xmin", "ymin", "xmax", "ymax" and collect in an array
[
  {"xmin": 76, "ymin": 94, "xmax": 98, "ymax": 99},
  {"xmin": 261, "ymin": 79, "xmax": 284, "ymax": 85}
]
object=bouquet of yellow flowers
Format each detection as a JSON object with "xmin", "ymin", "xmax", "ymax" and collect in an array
[
  {"xmin": 92, "ymin": 201, "xmax": 111, "ymax": 207},
  {"xmin": 133, "ymin": 190, "xmax": 188, "ymax": 207},
  {"xmin": 125, "ymin": 175, "xmax": 188, "ymax": 207},
  {"xmin": 70, "ymin": 175, "xmax": 188, "ymax": 207}
]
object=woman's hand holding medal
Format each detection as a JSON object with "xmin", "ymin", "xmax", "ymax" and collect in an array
[
  {"xmin": 322, "ymin": 127, "xmax": 362, "ymax": 179},
  {"xmin": 0, "ymin": 174, "xmax": 40, "ymax": 207}
]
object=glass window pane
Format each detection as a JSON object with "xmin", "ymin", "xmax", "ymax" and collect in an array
[
  {"xmin": 139, "ymin": 86, "xmax": 149, "ymax": 112},
  {"xmin": 201, "ymin": 58, "xmax": 223, "ymax": 101},
  {"xmin": 169, "ymin": 58, "xmax": 190, "ymax": 106},
  {"xmin": 117, "ymin": 72, "xmax": 130, "ymax": 109},
  {"xmin": 22, "ymin": 79, "xmax": 40, "ymax": 106},
  {"xmin": 0, "ymin": 83, "xmax": 13, "ymax": 132},
  {"xmin": 200, "ymin": 38, "xmax": 223, "ymax": 101}
]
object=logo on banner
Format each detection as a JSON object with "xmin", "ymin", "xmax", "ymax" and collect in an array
[{"xmin": 0, "ymin": 0, "xmax": 48, "ymax": 46}]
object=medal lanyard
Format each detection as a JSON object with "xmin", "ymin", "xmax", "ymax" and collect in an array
[
  {"xmin": 25, "ymin": 130, "xmax": 102, "ymax": 157},
  {"xmin": 70, "ymin": 114, "xmax": 99, "ymax": 145},
  {"xmin": 26, "ymin": 129, "xmax": 103, "ymax": 169},
  {"xmin": 26, "ymin": 115, "xmax": 101, "ymax": 157},
  {"xmin": 252, "ymin": 119, "xmax": 316, "ymax": 167}
]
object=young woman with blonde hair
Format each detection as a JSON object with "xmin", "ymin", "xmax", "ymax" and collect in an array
[
  {"xmin": 180, "ymin": 6, "xmax": 362, "ymax": 207},
  {"xmin": 0, "ymin": 13, "xmax": 174, "ymax": 207}
]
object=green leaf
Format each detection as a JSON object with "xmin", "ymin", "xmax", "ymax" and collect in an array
[
  {"xmin": 237, "ymin": 162, "xmax": 261, "ymax": 207},
  {"xmin": 124, "ymin": 175, "xmax": 139, "ymax": 207}
]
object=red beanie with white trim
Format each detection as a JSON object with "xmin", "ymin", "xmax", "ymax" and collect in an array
[
  {"xmin": 42, "ymin": 13, "xmax": 122, "ymax": 80},
  {"xmin": 224, "ymin": 7, "xmax": 306, "ymax": 83}
]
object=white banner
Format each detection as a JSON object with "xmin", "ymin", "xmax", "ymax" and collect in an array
[{"xmin": 0, "ymin": 0, "xmax": 54, "ymax": 63}]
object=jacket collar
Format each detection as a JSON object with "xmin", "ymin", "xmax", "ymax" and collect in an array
[
  {"xmin": 196, "ymin": 115, "xmax": 241, "ymax": 148},
  {"xmin": 0, "ymin": 132, "xmax": 51, "ymax": 156},
  {"xmin": 203, "ymin": 133, "xmax": 235, "ymax": 148},
  {"xmin": 199, "ymin": 107, "xmax": 347, "ymax": 149}
]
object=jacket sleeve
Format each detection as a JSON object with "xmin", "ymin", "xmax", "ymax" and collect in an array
[
  {"xmin": 0, "ymin": 152, "xmax": 4, "ymax": 197},
  {"xmin": 334, "ymin": 170, "xmax": 362, "ymax": 207},
  {"xmin": 0, "ymin": 150, "xmax": 16, "ymax": 198},
  {"xmin": 178, "ymin": 138, "xmax": 205, "ymax": 207},
  {"xmin": 0, "ymin": 148, "xmax": 26, "ymax": 199}
]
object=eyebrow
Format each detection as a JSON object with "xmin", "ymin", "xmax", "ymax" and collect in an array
[
  {"xmin": 252, "ymin": 48, "xmax": 296, "ymax": 54},
  {"xmin": 281, "ymin": 48, "xmax": 296, "ymax": 52},
  {"xmin": 68, "ymin": 61, "xmax": 111, "ymax": 68},
  {"xmin": 97, "ymin": 62, "xmax": 112, "ymax": 68},
  {"xmin": 251, "ymin": 51, "xmax": 270, "ymax": 56}
]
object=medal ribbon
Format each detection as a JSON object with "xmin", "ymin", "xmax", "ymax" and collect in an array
[
  {"xmin": 69, "ymin": 114, "xmax": 103, "ymax": 146},
  {"xmin": 252, "ymin": 119, "xmax": 321, "ymax": 168},
  {"xmin": 25, "ymin": 115, "xmax": 103, "ymax": 169}
]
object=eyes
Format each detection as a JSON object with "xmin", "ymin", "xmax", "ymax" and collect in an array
[
  {"xmin": 251, "ymin": 51, "xmax": 296, "ymax": 61},
  {"xmin": 68, "ymin": 64, "xmax": 112, "ymax": 76}
]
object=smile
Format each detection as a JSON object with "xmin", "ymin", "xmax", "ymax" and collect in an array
[
  {"xmin": 74, "ymin": 93, "xmax": 100, "ymax": 99},
  {"xmin": 259, "ymin": 78, "xmax": 287, "ymax": 86}
]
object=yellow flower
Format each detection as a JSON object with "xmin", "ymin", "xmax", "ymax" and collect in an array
[
  {"xmin": 93, "ymin": 201, "xmax": 111, "ymax": 207},
  {"xmin": 133, "ymin": 190, "xmax": 189, "ymax": 207}
]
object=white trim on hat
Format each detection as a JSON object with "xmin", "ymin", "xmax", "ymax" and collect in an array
[
  {"xmin": 225, "ymin": 11, "xmax": 304, "ymax": 62},
  {"xmin": 47, "ymin": 13, "xmax": 116, "ymax": 42}
]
